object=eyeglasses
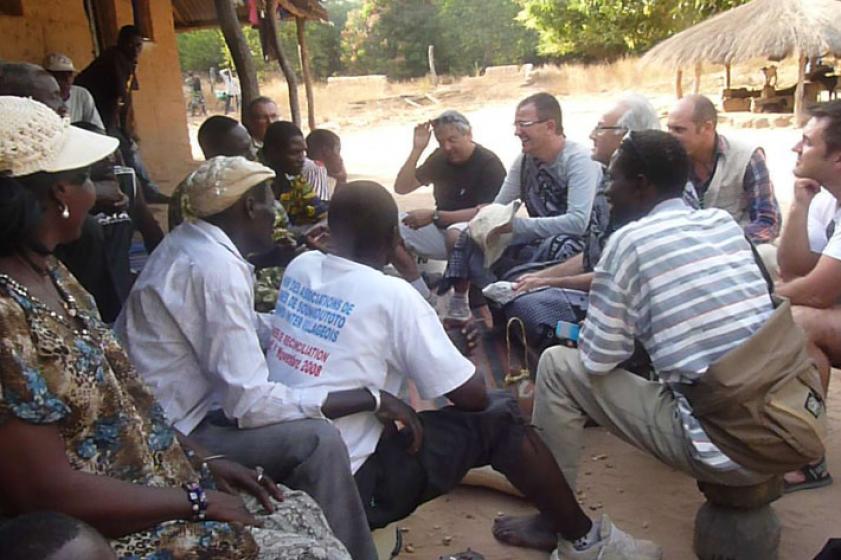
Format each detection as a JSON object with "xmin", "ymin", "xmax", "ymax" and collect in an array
[
  {"xmin": 592, "ymin": 125, "xmax": 628, "ymax": 136},
  {"xmin": 513, "ymin": 119, "xmax": 548, "ymax": 129}
]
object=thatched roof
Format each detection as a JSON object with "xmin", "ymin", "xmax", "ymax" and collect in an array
[
  {"xmin": 641, "ymin": 0, "xmax": 841, "ymax": 67},
  {"xmin": 172, "ymin": 0, "xmax": 328, "ymax": 30}
]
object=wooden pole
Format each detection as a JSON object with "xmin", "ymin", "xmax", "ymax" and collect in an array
[
  {"xmin": 428, "ymin": 45, "xmax": 438, "ymax": 86},
  {"xmin": 794, "ymin": 52, "xmax": 807, "ymax": 125},
  {"xmin": 266, "ymin": 0, "xmax": 301, "ymax": 127},
  {"xmin": 675, "ymin": 69, "xmax": 684, "ymax": 99},
  {"xmin": 693, "ymin": 62, "xmax": 702, "ymax": 94},
  {"xmin": 296, "ymin": 17, "xmax": 316, "ymax": 131},
  {"xmin": 725, "ymin": 63, "xmax": 731, "ymax": 89},
  {"xmin": 213, "ymin": 0, "xmax": 259, "ymax": 117}
]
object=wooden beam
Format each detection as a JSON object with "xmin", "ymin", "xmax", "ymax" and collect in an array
[
  {"xmin": 675, "ymin": 69, "xmax": 684, "ymax": 99},
  {"xmin": 794, "ymin": 52, "xmax": 807, "ymax": 126},
  {"xmin": 213, "ymin": 0, "xmax": 259, "ymax": 115},
  {"xmin": 693, "ymin": 62, "xmax": 702, "ymax": 94},
  {"xmin": 725, "ymin": 63, "xmax": 731, "ymax": 89},
  {"xmin": 296, "ymin": 17, "xmax": 316, "ymax": 131},
  {"xmin": 267, "ymin": 0, "xmax": 301, "ymax": 127}
]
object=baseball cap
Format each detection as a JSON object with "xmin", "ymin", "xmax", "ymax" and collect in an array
[
  {"xmin": 0, "ymin": 96, "xmax": 118, "ymax": 177},
  {"xmin": 182, "ymin": 156, "xmax": 275, "ymax": 219},
  {"xmin": 43, "ymin": 52, "xmax": 76, "ymax": 73}
]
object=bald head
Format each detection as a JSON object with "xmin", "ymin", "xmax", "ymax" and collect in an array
[
  {"xmin": 0, "ymin": 62, "xmax": 67, "ymax": 117},
  {"xmin": 667, "ymin": 94, "xmax": 717, "ymax": 160}
]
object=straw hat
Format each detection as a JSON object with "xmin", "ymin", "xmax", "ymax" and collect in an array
[
  {"xmin": 182, "ymin": 155, "xmax": 275, "ymax": 219},
  {"xmin": 0, "ymin": 96, "xmax": 118, "ymax": 177},
  {"xmin": 43, "ymin": 52, "xmax": 75, "ymax": 73}
]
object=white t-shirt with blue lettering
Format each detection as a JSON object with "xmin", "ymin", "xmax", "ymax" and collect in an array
[{"xmin": 266, "ymin": 251, "xmax": 475, "ymax": 473}]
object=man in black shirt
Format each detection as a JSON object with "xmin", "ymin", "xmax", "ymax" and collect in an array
[{"xmin": 395, "ymin": 110, "xmax": 506, "ymax": 260}]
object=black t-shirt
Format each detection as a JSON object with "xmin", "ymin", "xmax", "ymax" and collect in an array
[{"xmin": 415, "ymin": 143, "xmax": 506, "ymax": 212}]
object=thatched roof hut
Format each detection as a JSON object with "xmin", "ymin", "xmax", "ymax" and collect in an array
[{"xmin": 641, "ymin": 0, "xmax": 841, "ymax": 118}]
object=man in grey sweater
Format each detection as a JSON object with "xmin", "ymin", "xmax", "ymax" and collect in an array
[{"xmin": 440, "ymin": 92, "xmax": 602, "ymax": 322}]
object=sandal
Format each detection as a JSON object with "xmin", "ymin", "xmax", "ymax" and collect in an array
[{"xmin": 783, "ymin": 457, "xmax": 833, "ymax": 494}]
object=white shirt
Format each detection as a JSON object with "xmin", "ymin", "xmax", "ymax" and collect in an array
[
  {"xmin": 266, "ymin": 252, "xmax": 475, "ymax": 472},
  {"xmin": 807, "ymin": 189, "xmax": 841, "ymax": 260},
  {"xmin": 68, "ymin": 85, "xmax": 104, "ymax": 129},
  {"xmin": 115, "ymin": 220, "xmax": 328, "ymax": 434}
]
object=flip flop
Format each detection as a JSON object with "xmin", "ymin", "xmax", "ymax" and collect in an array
[{"xmin": 783, "ymin": 457, "xmax": 833, "ymax": 494}]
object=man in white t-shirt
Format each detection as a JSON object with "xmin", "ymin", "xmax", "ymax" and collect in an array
[
  {"xmin": 267, "ymin": 180, "xmax": 659, "ymax": 559},
  {"xmin": 42, "ymin": 52, "xmax": 104, "ymax": 129},
  {"xmin": 777, "ymin": 101, "xmax": 841, "ymax": 492}
]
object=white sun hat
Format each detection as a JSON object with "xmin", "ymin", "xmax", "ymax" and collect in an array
[
  {"xmin": 0, "ymin": 96, "xmax": 118, "ymax": 177},
  {"xmin": 43, "ymin": 52, "xmax": 76, "ymax": 73}
]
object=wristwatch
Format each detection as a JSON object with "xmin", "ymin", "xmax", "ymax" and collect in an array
[{"xmin": 432, "ymin": 210, "xmax": 441, "ymax": 227}]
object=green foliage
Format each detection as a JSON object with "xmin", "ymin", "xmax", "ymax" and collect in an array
[
  {"xmin": 517, "ymin": 0, "xmax": 750, "ymax": 61},
  {"xmin": 176, "ymin": 29, "xmax": 227, "ymax": 72}
]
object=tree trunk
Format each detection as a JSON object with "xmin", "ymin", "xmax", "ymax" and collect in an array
[
  {"xmin": 693, "ymin": 62, "xmax": 702, "ymax": 94},
  {"xmin": 428, "ymin": 45, "xmax": 438, "ymax": 86},
  {"xmin": 675, "ymin": 69, "xmax": 684, "ymax": 99},
  {"xmin": 794, "ymin": 52, "xmax": 807, "ymax": 126},
  {"xmin": 296, "ymin": 17, "xmax": 315, "ymax": 131},
  {"xmin": 213, "ymin": 0, "xmax": 259, "ymax": 118},
  {"xmin": 725, "ymin": 63, "xmax": 732, "ymax": 89},
  {"xmin": 266, "ymin": 0, "xmax": 301, "ymax": 127}
]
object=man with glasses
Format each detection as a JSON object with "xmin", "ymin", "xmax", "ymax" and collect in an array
[
  {"xmin": 394, "ymin": 110, "xmax": 506, "ymax": 300},
  {"xmin": 439, "ymin": 92, "xmax": 601, "ymax": 322},
  {"xmin": 667, "ymin": 95, "xmax": 781, "ymax": 272}
]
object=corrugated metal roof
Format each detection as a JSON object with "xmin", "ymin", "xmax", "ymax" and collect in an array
[{"xmin": 171, "ymin": 0, "xmax": 327, "ymax": 29}]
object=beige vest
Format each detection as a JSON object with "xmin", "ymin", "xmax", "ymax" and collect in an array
[{"xmin": 703, "ymin": 135, "xmax": 757, "ymax": 229}]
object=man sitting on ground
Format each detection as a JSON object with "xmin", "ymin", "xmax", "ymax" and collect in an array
[
  {"xmin": 266, "ymin": 180, "xmax": 660, "ymax": 560},
  {"xmin": 440, "ymin": 93, "xmax": 601, "ymax": 322},
  {"xmin": 776, "ymin": 100, "xmax": 841, "ymax": 492},
  {"xmin": 43, "ymin": 53, "xmax": 104, "ymax": 129},
  {"xmin": 503, "ymin": 94, "xmax": 663, "ymax": 349},
  {"xmin": 667, "ymin": 94, "xmax": 781, "ymax": 269},
  {"xmin": 498, "ymin": 130, "xmax": 825, "ymax": 551},
  {"xmin": 116, "ymin": 157, "xmax": 378, "ymax": 560},
  {"xmin": 307, "ymin": 128, "xmax": 348, "ymax": 199}
]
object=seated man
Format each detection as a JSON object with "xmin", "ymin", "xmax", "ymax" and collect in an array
[
  {"xmin": 503, "ymin": 94, "xmax": 663, "ymax": 349},
  {"xmin": 266, "ymin": 180, "xmax": 660, "ymax": 560},
  {"xmin": 43, "ymin": 52, "xmax": 104, "ymax": 129},
  {"xmin": 115, "ymin": 157, "xmax": 378, "ymax": 560},
  {"xmin": 440, "ymin": 93, "xmax": 601, "ymax": 322},
  {"xmin": 307, "ymin": 128, "xmax": 348, "ymax": 199},
  {"xmin": 776, "ymin": 101, "xmax": 841, "ymax": 492},
  {"xmin": 395, "ymin": 110, "xmax": 506, "ymax": 260},
  {"xmin": 508, "ymin": 130, "xmax": 825, "ymax": 548},
  {"xmin": 667, "ymin": 95, "xmax": 781, "ymax": 270},
  {"xmin": 243, "ymin": 95, "xmax": 279, "ymax": 157}
]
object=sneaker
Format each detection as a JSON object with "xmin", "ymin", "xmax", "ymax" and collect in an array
[
  {"xmin": 552, "ymin": 515, "xmax": 662, "ymax": 560},
  {"xmin": 444, "ymin": 292, "xmax": 472, "ymax": 323}
]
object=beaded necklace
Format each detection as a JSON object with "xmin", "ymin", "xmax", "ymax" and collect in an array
[{"xmin": 0, "ymin": 270, "xmax": 95, "ymax": 341}]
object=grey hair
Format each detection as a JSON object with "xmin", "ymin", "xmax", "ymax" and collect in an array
[
  {"xmin": 431, "ymin": 110, "xmax": 471, "ymax": 135},
  {"xmin": 616, "ymin": 93, "xmax": 661, "ymax": 132}
]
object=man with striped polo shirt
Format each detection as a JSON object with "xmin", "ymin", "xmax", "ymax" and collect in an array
[{"xmin": 495, "ymin": 130, "xmax": 825, "ymax": 551}]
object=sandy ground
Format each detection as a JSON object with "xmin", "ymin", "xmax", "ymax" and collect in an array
[{"xmin": 187, "ymin": 87, "xmax": 829, "ymax": 559}]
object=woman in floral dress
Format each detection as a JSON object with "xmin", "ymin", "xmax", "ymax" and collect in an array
[{"xmin": 0, "ymin": 96, "xmax": 349, "ymax": 560}]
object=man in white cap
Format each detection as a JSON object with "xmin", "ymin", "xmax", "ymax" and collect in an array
[
  {"xmin": 43, "ymin": 53, "xmax": 104, "ymax": 129},
  {"xmin": 116, "ymin": 156, "xmax": 383, "ymax": 560}
]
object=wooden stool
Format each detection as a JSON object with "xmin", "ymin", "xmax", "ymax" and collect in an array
[{"xmin": 694, "ymin": 477, "xmax": 783, "ymax": 560}]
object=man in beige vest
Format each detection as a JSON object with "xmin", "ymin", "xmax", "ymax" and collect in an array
[
  {"xmin": 668, "ymin": 95, "xmax": 781, "ymax": 272},
  {"xmin": 777, "ymin": 101, "xmax": 841, "ymax": 492}
]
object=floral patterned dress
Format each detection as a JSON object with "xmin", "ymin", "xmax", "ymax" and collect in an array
[{"xmin": 0, "ymin": 261, "xmax": 349, "ymax": 560}]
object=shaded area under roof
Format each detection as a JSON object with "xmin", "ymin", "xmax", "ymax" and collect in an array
[
  {"xmin": 641, "ymin": 0, "xmax": 841, "ymax": 68},
  {"xmin": 172, "ymin": 0, "xmax": 328, "ymax": 29}
]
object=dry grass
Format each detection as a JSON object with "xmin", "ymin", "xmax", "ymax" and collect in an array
[{"xmin": 248, "ymin": 55, "xmax": 805, "ymax": 132}]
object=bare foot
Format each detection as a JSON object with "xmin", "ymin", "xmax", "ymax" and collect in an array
[{"xmin": 491, "ymin": 513, "xmax": 556, "ymax": 551}]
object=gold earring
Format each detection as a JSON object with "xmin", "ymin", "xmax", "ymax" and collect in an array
[{"xmin": 61, "ymin": 204, "xmax": 70, "ymax": 219}]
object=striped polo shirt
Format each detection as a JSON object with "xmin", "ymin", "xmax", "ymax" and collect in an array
[{"xmin": 580, "ymin": 197, "xmax": 774, "ymax": 470}]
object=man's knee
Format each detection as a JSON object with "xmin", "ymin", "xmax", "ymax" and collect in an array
[
  {"xmin": 536, "ymin": 346, "xmax": 582, "ymax": 394},
  {"xmin": 793, "ymin": 305, "xmax": 840, "ymax": 344}
]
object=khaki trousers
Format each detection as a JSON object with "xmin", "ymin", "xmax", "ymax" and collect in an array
[{"xmin": 533, "ymin": 346, "xmax": 769, "ymax": 490}]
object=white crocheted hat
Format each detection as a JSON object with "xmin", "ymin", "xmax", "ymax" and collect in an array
[{"xmin": 0, "ymin": 96, "xmax": 118, "ymax": 177}]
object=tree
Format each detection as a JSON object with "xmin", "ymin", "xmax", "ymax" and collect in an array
[
  {"xmin": 517, "ymin": 0, "xmax": 750, "ymax": 61},
  {"xmin": 437, "ymin": 0, "xmax": 538, "ymax": 75},
  {"xmin": 176, "ymin": 29, "xmax": 227, "ymax": 72}
]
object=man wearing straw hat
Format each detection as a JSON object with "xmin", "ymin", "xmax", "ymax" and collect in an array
[{"xmin": 42, "ymin": 52, "xmax": 104, "ymax": 129}]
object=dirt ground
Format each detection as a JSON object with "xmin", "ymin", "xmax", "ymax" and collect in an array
[{"xmin": 186, "ymin": 79, "xmax": 831, "ymax": 559}]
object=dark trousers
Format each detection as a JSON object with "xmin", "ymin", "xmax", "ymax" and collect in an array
[{"xmin": 354, "ymin": 391, "xmax": 528, "ymax": 529}]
